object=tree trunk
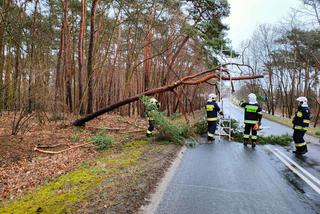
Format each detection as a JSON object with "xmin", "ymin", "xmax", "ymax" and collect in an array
[
  {"xmin": 63, "ymin": 0, "xmax": 73, "ymax": 113},
  {"xmin": 144, "ymin": 25, "xmax": 153, "ymax": 91},
  {"xmin": 55, "ymin": 5, "xmax": 65, "ymax": 112},
  {"xmin": 78, "ymin": 0, "xmax": 86, "ymax": 114},
  {"xmin": 86, "ymin": 0, "xmax": 99, "ymax": 114},
  {"xmin": 4, "ymin": 47, "xmax": 11, "ymax": 110},
  {"xmin": 304, "ymin": 60, "xmax": 310, "ymax": 97}
]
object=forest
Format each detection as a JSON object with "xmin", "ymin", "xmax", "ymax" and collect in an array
[
  {"xmin": 0, "ymin": 0, "xmax": 233, "ymax": 129},
  {"xmin": 1, "ymin": 0, "xmax": 320, "ymax": 213}
]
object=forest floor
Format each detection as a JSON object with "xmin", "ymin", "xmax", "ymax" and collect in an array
[{"xmin": 0, "ymin": 113, "xmax": 182, "ymax": 213}]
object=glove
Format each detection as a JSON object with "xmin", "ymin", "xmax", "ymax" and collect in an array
[
  {"xmin": 253, "ymin": 123, "xmax": 259, "ymax": 130},
  {"xmin": 219, "ymin": 111, "xmax": 224, "ymax": 116}
]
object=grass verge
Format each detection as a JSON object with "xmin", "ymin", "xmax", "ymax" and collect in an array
[
  {"xmin": 263, "ymin": 113, "xmax": 320, "ymax": 137},
  {"xmin": 0, "ymin": 139, "xmax": 180, "ymax": 213}
]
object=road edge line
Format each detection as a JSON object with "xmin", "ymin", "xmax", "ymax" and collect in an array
[
  {"xmin": 266, "ymin": 146, "xmax": 320, "ymax": 194},
  {"xmin": 274, "ymin": 148, "xmax": 320, "ymax": 186},
  {"xmin": 138, "ymin": 146, "xmax": 186, "ymax": 214}
]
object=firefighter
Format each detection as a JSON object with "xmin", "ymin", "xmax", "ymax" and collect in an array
[
  {"xmin": 146, "ymin": 97, "xmax": 160, "ymax": 137},
  {"xmin": 292, "ymin": 97, "xmax": 310, "ymax": 155},
  {"xmin": 240, "ymin": 93, "xmax": 263, "ymax": 148},
  {"xmin": 206, "ymin": 93, "xmax": 223, "ymax": 143}
]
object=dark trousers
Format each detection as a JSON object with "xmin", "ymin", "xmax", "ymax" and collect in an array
[
  {"xmin": 243, "ymin": 124, "xmax": 258, "ymax": 144},
  {"xmin": 146, "ymin": 120, "xmax": 155, "ymax": 136},
  {"xmin": 207, "ymin": 121, "xmax": 217, "ymax": 140},
  {"xmin": 293, "ymin": 129, "xmax": 308, "ymax": 153}
]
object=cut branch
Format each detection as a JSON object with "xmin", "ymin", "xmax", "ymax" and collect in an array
[{"xmin": 34, "ymin": 143, "xmax": 93, "ymax": 154}]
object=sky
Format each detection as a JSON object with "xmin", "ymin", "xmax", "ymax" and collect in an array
[{"xmin": 224, "ymin": 0, "xmax": 303, "ymax": 50}]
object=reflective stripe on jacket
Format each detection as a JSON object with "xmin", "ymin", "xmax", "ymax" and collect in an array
[
  {"xmin": 240, "ymin": 101, "xmax": 262, "ymax": 124},
  {"xmin": 206, "ymin": 99, "xmax": 220, "ymax": 122},
  {"xmin": 293, "ymin": 106, "xmax": 310, "ymax": 130}
]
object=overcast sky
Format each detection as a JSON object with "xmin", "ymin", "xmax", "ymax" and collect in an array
[{"xmin": 224, "ymin": 0, "xmax": 303, "ymax": 50}]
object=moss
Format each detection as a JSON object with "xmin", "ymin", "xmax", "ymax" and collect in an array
[
  {"xmin": 124, "ymin": 140, "xmax": 149, "ymax": 148},
  {"xmin": 105, "ymin": 149, "xmax": 142, "ymax": 167},
  {"xmin": 1, "ymin": 169, "xmax": 103, "ymax": 214},
  {"xmin": 1, "ymin": 139, "xmax": 151, "ymax": 213}
]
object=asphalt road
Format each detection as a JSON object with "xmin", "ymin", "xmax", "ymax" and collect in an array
[{"xmin": 152, "ymin": 99, "xmax": 320, "ymax": 214}]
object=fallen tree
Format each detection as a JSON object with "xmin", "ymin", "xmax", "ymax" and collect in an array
[{"xmin": 73, "ymin": 64, "xmax": 263, "ymax": 126}]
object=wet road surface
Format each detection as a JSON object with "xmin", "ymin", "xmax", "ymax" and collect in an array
[
  {"xmin": 155, "ymin": 140, "xmax": 320, "ymax": 214},
  {"xmin": 152, "ymin": 99, "xmax": 320, "ymax": 214}
]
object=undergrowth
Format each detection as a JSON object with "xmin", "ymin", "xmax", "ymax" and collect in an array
[
  {"xmin": 141, "ymin": 96, "xmax": 191, "ymax": 145},
  {"xmin": 88, "ymin": 130, "xmax": 112, "ymax": 150}
]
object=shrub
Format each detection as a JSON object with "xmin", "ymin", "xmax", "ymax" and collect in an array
[
  {"xmin": 71, "ymin": 134, "xmax": 80, "ymax": 143},
  {"xmin": 193, "ymin": 116, "xmax": 207, "ymax": 135},
  {"xmin": 89, "ymin": 130, "xmax": 112, "ymax": 150}
]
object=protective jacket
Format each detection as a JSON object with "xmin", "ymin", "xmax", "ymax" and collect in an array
[
  {"xmin": 240, "ymin": 101, "xmax": 262, "ymax": 124},
  {"xmin": 206, "ymin": 98, "xmax": 220, "ymax": 121},
  {"xmin": 292, "ymin": 106, "xmax": 310, "ymax": 131}
]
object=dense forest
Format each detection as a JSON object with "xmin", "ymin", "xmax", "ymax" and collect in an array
[{"xmin": 0, "ymin": 0, "xmax": 232, "ymax": 122}]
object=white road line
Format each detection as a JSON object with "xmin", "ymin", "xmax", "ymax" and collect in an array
[
  {"xmin": 266, "ymin": 146, "xmax": 320, "ymax": 194},
  {"xmin": 274, "ymin": 148, "xmax": 320, "ymax": 187}
]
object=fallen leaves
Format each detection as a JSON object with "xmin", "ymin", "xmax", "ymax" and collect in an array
[{"xmin": 0, "ymin": 113, "xmax": 149, "ymax": 199}]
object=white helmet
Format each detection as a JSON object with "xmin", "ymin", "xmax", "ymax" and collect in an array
[
  {"xmin": 150, "ymin": 97, "xmax": 158, "ymax": 105},
  {"xmin": 248, "ymin": 93, "xmax": 257, "ymax": 104},
  {"xmin": 297, "ymin": 96, "xmax": 308, "ymax": 107},
  {"xmin": 208, "ymin": 93, "xmax": 217, "ymax": 99}
]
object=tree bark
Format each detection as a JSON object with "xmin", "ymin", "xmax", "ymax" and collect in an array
[
  {"xmin": 78, "ymin": 0, "xmax": 86, "ymax": 114},
  {"xmin": 144, "ymin": 22, "xmax": 153, "ymax": 91},
  {"xmin": 304, "ymin": 60, "xmax": 310, "ymax": 97},
  {"xmin": 86, "ymin": 0, "xmax": 99, "ymax": 114},
  {"xmin": 63, "ymin": 0, "xmax": 73, "ymax": 113}
]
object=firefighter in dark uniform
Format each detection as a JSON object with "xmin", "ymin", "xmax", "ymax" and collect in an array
[
  {"xmin": 292, "ymin": 97, "xmax": 310, "ymax": 155},
  {"xmin": 146, "ymin": 97, "xmax": 160, "ymax": 137},
  {"xmin": 240, "ymin": 93, "xmax": 263, "ymax": 148},
  {"xmin": 206, "ymin": 93, "xmax": 223, "ymax": 143}
]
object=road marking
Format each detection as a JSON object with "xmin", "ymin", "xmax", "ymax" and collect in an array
[
  {"xmin": 274, "ymin": 148, "xmax": 320, "ymax": 187},
  {"xmin": 266, "ymin": 146, "xmax": 320, "ymax": 194}
]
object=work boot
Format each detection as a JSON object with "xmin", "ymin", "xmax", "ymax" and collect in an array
[
  {"xmin": 292, "ymin": 150, "xmax": 304, "ymax": 155},
  {"xmin": 252, "ymin": 143, "xmax": 256, "ymax": 148},
  {"xmin": 243, "ymin": 142, "xmax": 247, "ymax": 147},
  {"xmin": 207, "ymin": 140, "xmax": 213, "ymax": 144},
  {"xmin": 301, "ymin": 148, "xmax": 308, "ymax": 154},
  {"xmin": 146, "ymin": 133, "xmax": 152, "ymax": 138}
]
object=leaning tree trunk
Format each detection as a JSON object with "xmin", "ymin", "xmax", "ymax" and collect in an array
[{"xmin": 73, "ymin": 64, "xmax": 263, "ymax": 126}]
